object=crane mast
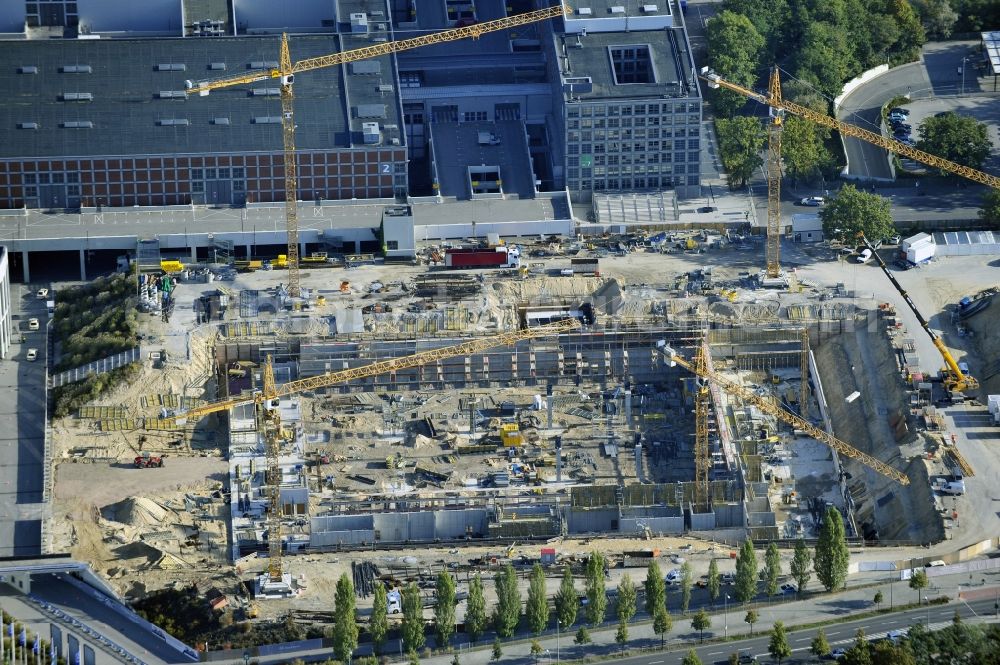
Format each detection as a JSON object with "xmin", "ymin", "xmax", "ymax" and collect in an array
[
  {"xmin": 693, "ymin": 341, "xmax": 711, "ymax": 509},
  {"xmin": 657, "ymin": 341, "xmax": 909, "ymax": 485},
  {"xmin": 185, "ymin": 4, "xmax": 568, "ymax": 298},
  {"xmin": 765, "ymin": 69, "xmax": 784, "ymax": 279}
]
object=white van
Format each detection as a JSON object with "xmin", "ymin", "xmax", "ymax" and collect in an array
[
  {"xmin": 856, "ymin": 249, "xmax": 873, "ymax": 264},
  {"xmin": 941, "ymin": 481, "xmax": 966, "ymax": 496}
]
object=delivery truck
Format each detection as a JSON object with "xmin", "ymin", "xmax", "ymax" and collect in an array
[{"xmin": 444, "ymin": 246, "xmax": 520, "ymax": 269}]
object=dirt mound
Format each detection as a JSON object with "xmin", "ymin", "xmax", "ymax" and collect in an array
[{"xmin": 100, "ymin": 497, "xmax": 169, "ymax": 527}]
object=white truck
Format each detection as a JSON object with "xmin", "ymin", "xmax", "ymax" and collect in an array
[
  {"xmin": 477, "ymin": 131, "xmax": 502, "ymax": 146},
  {"xmin": 387, "ymin": 589, "xmax": 402, "ymax": 614}
]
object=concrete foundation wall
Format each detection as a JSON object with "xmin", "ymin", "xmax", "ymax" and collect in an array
[
  {"xmin": 689, "ymin": 511, "xmax": 716, "ymax": 530},
  {"xmin": 713, "ymin": 503, "xmax": 745, "ymax": 528},
  {"xmin": 620, "ymin": 516, "xmax": 684, "ymax": 534},
  {"xmin": 567, "ymin": 508, "xmax": 619, "ymax": 533}
]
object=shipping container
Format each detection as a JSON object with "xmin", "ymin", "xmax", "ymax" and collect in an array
[{"xmin": 444, "ymin": 247, "xmax": 520, "ymax": 269}]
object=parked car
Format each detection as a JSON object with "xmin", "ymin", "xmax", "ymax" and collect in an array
[
  {"xmin": 665, "ymin": 569, "xmax": 681, "ymax": 584},
  {"xmin": 722, "ymin": 572, "xmax": 735, "ymax": 585},
  {"xmin": 893, "ymin": 259, "xmax": 912, "ymax": 271},
  {"xmin": 27, "ymin": 318, "xmax": 39, "ymax": 330},
  {"xmin": 856, "ymin": 249, "xmax": 873, "ymax": 263},
  {"xmin": 890, "ymin": 122, "xmax": 912, "ymax": 132},
  {"xmin": 941, "ymin": 481, "xmax": 966, "ymax": 496},
  {"xmin": 26, "ymin": 348, "xmax": 37, "ymax": 361},
  {"xmin": 830, "ymin": 647, "xmax": 848, "ymax": 659},
  {"xmin": 36, "ymin": 288, "xmax": 48, "ymax": 299},
  {"xmin": 799, "ymin": 196, "xmax": 825, "ymax": 206},
  {"xmin": 889, "ymin": 107, "xmax": 910, "ymax": 117},
  {"xmin": 780, "ymin": 583, "xmax": 798, "ymax": 594}
]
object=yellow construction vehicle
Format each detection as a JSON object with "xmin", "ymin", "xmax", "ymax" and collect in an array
[
  {"xmin": 185, "ymin": 5, "xmax": 567, "ymax": 298},
  {"xmin": 499, "ymin": 423, "xmax": 523, "ymax": 447},
  {"xmin": 657, "ymin": 341, "xmax": 909, "ymax": 485},
  {"xmin": 160, "ymin": 260, "xmax": 185, "ymax": 274},
  {"xmin": 860, "ymin": 234, "xmax": 977, "ymax": 394},
  {"xmin": 272, "ymin": 254, "xmax": 288, "ymax": 269}
]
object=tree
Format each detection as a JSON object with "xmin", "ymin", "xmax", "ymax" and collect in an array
[
  {"xmin": 716, "ymin": 117, "xmax": 766, "ymax": 189},
  {"xmin": 911, "ymin": 0, "xmax": 958, "ymax": 38},
  {"xmin": 465, "ymin": 574, "xmax": 487, "ymax": 643},
  {"xmin": 682, "ymin": 648, "xmax": 704, "ymax": 665},
  {"xmin": 793, "ymin": 21, "xmax": 858, "ymax": 98},
  {"xmin": 574, "ymin": 627, "xmax": 591, "ymax": 645},
  {"xmin": 874, "ymin": 590, "xmax": 884, "ymax": 610},
  {"xmin": 811, "ymin": 628, "xmax": 831, "ymax": 657},
  {"xmin": 814, "ymin": 506, "xmax": 851, "ymax": 591},
  {"xmin": 653, "ymin": 608, "xmax": 673, "ymax": 647},
  {"xmin": 645, "ymin": 561, "xmax": 666, "ymax": 617},
  {"xmin": 764, "ymin": 543, "xmax": 781, "ymax": 598},
  {"xmin": 769, "ymin": 621, "xmax": 792, "ymax": 664},
  {"xmin": 789, "ymin": 539, "xmax": 812, "ymax": 594},
  {"xmin": 707, "ymin": 559, "xmax": 721, "ymax": 607},
  {"xmin": 493, "ymin": 564, "xmax": 521, "ymax": 638},
  {"xmin": 615, "ymin": 621, "xmax": 629, "ymax": 651},
  {"xmin": 409, "ymin": 650, "xmax": 420, "ymax": 665},
  {"xmin": 909, "ymin": 568, "xmax": 929, "ymax": 605},
  {"xmin": 370, "ymin": 584, "xmax": 389, "ymax": 655},
  {"xmin": 332, "ymin": 573, "xmax": 359, "ymax": 663},
  {"xmin": 491, "ymin": 638, "xmax": 502, "ymax": 662},
  {"xmin": 978, "ymin": 188, "xmax": 1000, "ymax": 230},
  {"xmin": 691, "ymin": 609, "xmax": 711, "ymax": 643},
  {"xmin": 917, "ymin": 113, "xmax": 993, "ymax": 172},
  {"xmin": 402, "ymin": 582, "xmax": 425, "ymax": 653},
  {"xmin": 679, "ymin": 562, "xmax": 693, "ymax": 613},
  {"xmin": 434, "ymin": 572, "xmax": 457, "ymax": 647},
  {"xmin": 734, "ymin": 539, "xmax": 759, "ymax": 603},
  {"xmin": 617, "ymin": 573, "xmax": 637, "ymax": 625},
  {"xmin": 843, "ymin": 627, "xmax": 872, "ymax": 665},
  {"xmin": 744, "ymin": 609, "xmax": 759, "ymax": 637},
  {"xmin": 526, "ymin": 564, "xmax": 549, "ymax": 635},
  {"xmin": 529, "ymin": 639, "xmax": 543, "ymax": 662},
  {"xmin": 705, "ymin": 11, "xmax": 766, "ymax": 117},
  {"xmin": 819, "ymin": 184, "xmax": 895, "ymax": 245},
  {"xmin": 584, "ymin": 551, "xmax": 608, "ymax": 627},
  {"xmin": 555, "ymin": 566, "xmax": 578, "ymax": 630},
  {"xmin": 871, "ymin": 640, "xmax": 917, "ymax": 665},
  {"xmin": 782, "ymin": 115, "xmax": 835, "ymax": 184}
]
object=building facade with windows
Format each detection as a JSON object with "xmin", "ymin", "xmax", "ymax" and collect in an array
[{"xmin": 0, "ymin": 27, "xmax": 407, "ymax": 210}]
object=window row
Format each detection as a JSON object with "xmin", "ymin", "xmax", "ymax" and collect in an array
[{"xmin": 567, "ymin": 102, "xmax": 700, "ymax": 118}]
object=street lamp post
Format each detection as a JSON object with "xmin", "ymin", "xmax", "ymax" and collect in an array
[
  {"xmin": 924, "ymin": 596, "xmax": 930, "ymax": 626},
  {"xmin": 243, "ymin": 651, "xmax": 251, "ymax": 665},
  {"xmin": 962, "ymin": 57, "xmax": 969, "ymax": 95},
  {"xmin": 724, "ymin": 594, "xmax": 729, "ymax": 638}
]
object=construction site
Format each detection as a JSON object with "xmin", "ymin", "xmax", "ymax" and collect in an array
[{"xmin": 24, "ymin": 21, "xmax": 999, "ymax": 651}]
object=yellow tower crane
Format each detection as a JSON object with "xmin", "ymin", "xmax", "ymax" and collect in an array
[
  {"xmin": 657, "ymin": 340, "xmax": 909, "ymax": 485},
  {"xmin": 185, "ymin": 5, "xmax": 567, "ymax": 298},
  {"xmin": 764, "ymin": 69, "xmax": 784, "ymax": 279},
  {"xmin": 693, "ymin": 340, "xmax": 711, "ymax": 508},
  {"xmin": 156, "ymin": 318, "xmax": 581, "ymax": 584},
  {"xmin": 700, "ymin": 66, "xmax": 1000, "ymax": 280}
]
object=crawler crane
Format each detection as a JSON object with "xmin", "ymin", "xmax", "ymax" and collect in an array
[{"xmin": 860, "ymin": 234, "xmax": 978, "ymax": 394}]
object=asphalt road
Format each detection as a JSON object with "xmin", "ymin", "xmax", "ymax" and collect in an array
[
  {"xmin": 603, "ymin": 598, "xmax": 997, "ymax": 665},
  {"xmin": 0, "ymin": 282, "xmax": 48, "ymax": 557}
]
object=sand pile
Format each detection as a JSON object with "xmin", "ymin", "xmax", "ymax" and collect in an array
[{"xmin": 101, "ymin": 497, "xmax": 170, "ymax": 527}]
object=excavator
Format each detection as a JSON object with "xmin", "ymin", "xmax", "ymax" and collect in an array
[{"xmin": 859, "ymin": 234, "xmax": 978, "ymax": 395}]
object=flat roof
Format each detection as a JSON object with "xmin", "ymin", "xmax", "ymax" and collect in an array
[
  {"xmin": 0, "ymin": 34, "xmax": 401, "ymax": 159},
  {"xmin": 564, "ymin": 0, "xmax": 671, "ymax": 19},
  {"xmin": 983, "ymin": 31, "xmax": 1000, "ymax": 76},
  {"xmin": 430, "ymin": 121, "xmax": 536, "ymax": 199},
  {"xmin": 560, "ymin": 28, "xmax": 698, "ymax": 101}
]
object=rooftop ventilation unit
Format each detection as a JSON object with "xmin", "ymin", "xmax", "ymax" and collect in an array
[
  {"xmin": 157, "ymin": 90, "xmax": 186, "ymax": 99},
  {"xmin": 249, "ymin": 61, "xmax": 279, "ymax": 70},
  {"xmin": 362, "ymin": 121, "xmax": 381, "ymax": 144},
  {"xmin": 212, "ymin": 117, "xmax": 230, "ymax": 125},
  {"xmin": 18, "ymin": 66, "xmax": 38, "ymax": 74},
  {"xmin": 17, "ymin": 122, "xmax": 39, "ymax": 130},
  {"xmin": 350, "ymin": 12, "xmax": 369, "ymax": 33},
  {"xmin": 354, "ymin": 104, "xmax": 386, "ymax": 119},
  {"xmin": 60, "ymin": 65, "xmax": 92, "ymax": 74},
  {"xmin": 61, "ymin": 92, "xmax": 93, "ymax": 101},
  {"xmin": 251, "ymin": 88, "xmax": 280, "ymax": 96},
  {"xmin": 61, "ymin": 121, "xmax": 94, "ymax": 128},
  {"xmin": 253, "ymin": 116, "xmax": 281, "ymax": 124},
  {"xmin": 351, "ymin": 61, "xmax": 381, "ymax": 75},
  {"xmin": 576, "ymin": 7, "xmax": 592, "ymax": 15},
  {"xmin": 563, "ymin": 76, "xmax": 593, "ymax": 94},
  {"xmin": 158, "ymin": 118, "xmax": 190, "ymax": 126},
  {"xmin": 209, "ymin": 62, "xmax": 226, "ymax": 71},
  {"xmin": 377, "ymin": 84, "xmax": 394, "ymax": 92},
  {"xmin": 642, "ymin": 4, "xmax": 658, "ymax": 12},
  {"xmin": 610, "ymin": 6, "xmax": 626, "ymax": 14},
  {"xmin": 156, "ymin": 63, "xmax": 187, "ymax": 72}
]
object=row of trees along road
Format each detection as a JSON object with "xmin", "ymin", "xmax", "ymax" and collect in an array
[{"xmin": 319, "ymin": 507, "xmax": 853, "ymax": 663}]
